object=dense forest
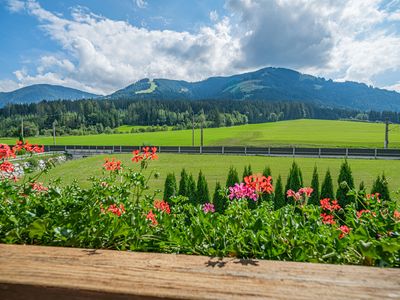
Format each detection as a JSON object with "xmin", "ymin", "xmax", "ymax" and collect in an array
[{"xmin": 0, "ymin": 98, "xmax": 399, "ymax": 137}]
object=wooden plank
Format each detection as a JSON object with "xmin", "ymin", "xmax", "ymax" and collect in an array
[{"xmin": 0, "ymin": 244, "xmax": 399, "ymax": 300}]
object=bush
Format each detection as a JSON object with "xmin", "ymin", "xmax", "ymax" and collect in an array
[
  {"xmin": 262, "ymin": 166, "xmax": 272, "ymax": 181},
  {"xmin": 273, "ymin": 175, "xmax": 286, "ymax": 210},
  {"xmin": 371, "ymin": 173, "xmax": 391, "ymax": 201},
  {"xmin": 359, "ymin": 181, "xmax": 366, "ymax": 192},
  {"xmin": 309, "ymin": 166, "xmax": 320, "ymax": 205},
  {"xmin": 242, "ymin": 164, "xmax": 253, "ymax": 180},
  {"xmin": 285, "ymin": 162, "xmax": 303, "ymax": 198},
  {"xmin": 196, "ymin": 171, "xmax": 210, "ymax": 205},
  {"xmin": 213, "ymin": 182, "xmax": 226, "ymax": 213},
  {"xmin": 187, "ymin": 174, "xmax": 197, "ymax": 205},
  {"xmin": 178, "ymin": 168, "xmax": 189, "ymax": 197},
  {"xmin": 336, "ymin": 161, "xmax": 355, "ymax": 207},
  {"xmin": 163, "ymin": 173, "xmax": 177, "ymax": 201},
  {"xmin": 226, "ymin": 166, "xmax": 239, "ymax": 188},
  {"xmin": 321, "ymin": 169, "xmax": 334, "ymax": 199}
]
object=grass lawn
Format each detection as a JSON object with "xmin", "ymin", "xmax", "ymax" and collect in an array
[
  {"xmin": 33, "ymin": 153, "xmax": 400, "ymax": 197},
  {"xmin": 2, "ymin": 119, "xmax": 400, "ymax": 148}
]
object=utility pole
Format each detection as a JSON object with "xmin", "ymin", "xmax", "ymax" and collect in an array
[
  {"xmin": 20, "ymin": 118, "xmax": 24, "ymax": 140},
  {"xmin": 200, "ymin": 121, "xmax": 204, "ymax": 149},
  {"xmin": 384, "ymin": 118, "xmax": 389, "ymax": 149},
  {"xmin": 192, "ymin": 114, "xmax": 195, "ymax": 147},
  {"xmin": 53, "ymin": 120, "xmax": 57, "ymax": 145}
]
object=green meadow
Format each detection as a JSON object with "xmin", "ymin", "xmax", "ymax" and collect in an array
[
  {"xmin": 2, "ymin": 119, "xmax": 399, "ymax": 148},
  {"xmin": 35, "ymin": 153, "xmax": 400, "ymax": 197}
]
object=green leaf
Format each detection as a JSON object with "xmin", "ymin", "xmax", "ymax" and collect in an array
[
  {"xmin": 28, "ymin": 219, "xmax": 46, "ymax": 239},
  {"xmin": 114, "ymin": 224, "xmax": 131, "ymax": 238},
  {"xmin": 381, "ymin": 240, "xmax": 400, "ymax": 253}
]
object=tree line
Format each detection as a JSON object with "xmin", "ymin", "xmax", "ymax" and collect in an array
[{"xmin": 0, "ymin": 98, "xmax": 399, "ymax": 137}]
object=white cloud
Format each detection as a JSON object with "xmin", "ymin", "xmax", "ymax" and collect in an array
[
  {"xmin": 135, "ymin": 0, "xmax": 147, "ymax": 9},
  {"xmin": 0, "ymin": 79, "xmax": 21, "ymax": 92},
  {"xmin": 226, "ymin": 0, "xmax": 335, "ymax": 68},
  {"xmin": 2, "ymin": 0, "xmax": 400, "ymax": 95},
  {"xmin": 209, "ymin": 10, "xmax": 219, "ymax": 22},
  {"xmin": 4, "ymin": 0, "xmax": 241, "ymax": 94},
  {"xmin": 383, "ymin": 82, "xmax": 400, "ymax": 92},
  {"xmin": 6, "ymin": 0, "xmax": 25, "ymax": 12}
]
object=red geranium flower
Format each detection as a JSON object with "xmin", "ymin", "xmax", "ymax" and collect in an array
[
  {"xmin": 339, "ymin": 225, "xmax": 351, "ymax": 239},
  {"xmin": 142, "ymin": 146, "xmax": 151, "ymax": 158},
  {"xmin": 320, "ymin": 213, "xmax": 336, "ymax": 225},
  {"xmin": 154, "ymin": 199, "xmax": 170, "ymax": 214},
  {"xmin": 31, "ymin": 182, "xmax": 49, "ymax": 192},
  {"xmin": 0, "ymin": 161, "xmax": 14, "ymax": 173},
  {"xmin": 244, "ymin": 174, "xmax": 273, "ymax": 194},
  {"xmin": 103, "ymin": 158, "xmax": 122, "ymax": 171},
  {"xmin": 132, "ymin": 149, "xmax": 144, "ymax": 162},
  {"xmin": 32, "ymin": 145, "xmax": 44, "ymax": 153},
  {"xmin": 150, "ymin": 146, "xmax": 158, "ymax": 160},
  {"xmin": 107, "ymin": 203, "xmax": 125, "ymax": 216},
  {"xmin": 320, "ymin": 198, "xmax": 341, "ymax": 211},
  {"xmin": 0, "ymin": 144, "xmax": 16, "ymax": 160},
  {"xmin": 356, "ymin": 209, "xmax": 376, "ymax": 218},
  {"xmin": 132, "ymin": 147, "xmax": 158, "ymax": 162},
  {"xmin": 146, "ymin": 210, "xmax": 158, "ymax": 226}
]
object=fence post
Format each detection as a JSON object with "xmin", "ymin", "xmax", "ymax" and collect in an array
[
  {"xmin": 374, "ymin": 148, "xmax": 377, "ymax": 159},
  {"xmin": 293, "ymin": 147, "xmax": 295, "ymax": 157},
  {"xmin": 178, "ymin": 146, "xmax": 181, "ymax": 153},
  {"xmin": 159, "ymin": 146, "xmax": 161, "ymax": 153},
  {"xmin": 346, "ymin": 148, "xmax": 348, "ymax": 159},
  {"xmin": 200, "ymin": 145, "xmax": 202, "ymax": 154},
  {"xmin": 318, "ymin": 148, "xmax": 321, "ymax": 158},
  {"xmin": 268, "ymin": 147, "xmax": 271, "ymax": 156},
  {"xmin": 245, "ymin": 147, "xmax": 247, "ymax": 156},
  {"xmin": 222, "ymin": 146, "xmax": 224, "ymax": 154}
]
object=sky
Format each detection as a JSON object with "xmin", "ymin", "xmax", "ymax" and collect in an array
[{"xmin": 0, "ymin": 0, "xmax": 400, "ymax": 95}]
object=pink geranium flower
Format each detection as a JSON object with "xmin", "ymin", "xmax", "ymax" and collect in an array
[{"xmin": 229, "ymin": 183, "xmax": 258, "ymax": 201}]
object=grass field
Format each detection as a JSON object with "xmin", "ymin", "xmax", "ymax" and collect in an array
[
  {"xmin": 2, "ymin": 119, "xmax": 400, "ymax": 148},
  {"xmin": 33, "ymin": 153, "xmax": 400, "ymax": 197}
]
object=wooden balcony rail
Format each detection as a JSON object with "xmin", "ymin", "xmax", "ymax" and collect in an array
[{"xmin": 0, "ymin": 244, "xmax": 399, "ymax": 299}]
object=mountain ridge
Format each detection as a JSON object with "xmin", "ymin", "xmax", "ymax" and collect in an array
[
  {"xmin": 0, "ymin": 84, "xmax": 99, "ymax": 106},
  {"xmin": 1, "ymin": 67, "xmax": 400, "ymax": 112},
  {"xmin": 106, "ymin": 67, "xmax": 400, "ymax": 111}
]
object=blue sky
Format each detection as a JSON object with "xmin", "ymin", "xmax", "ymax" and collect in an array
[{"xmin": 1, "ymin": 0, "xmax": 400, "ymax": 94}]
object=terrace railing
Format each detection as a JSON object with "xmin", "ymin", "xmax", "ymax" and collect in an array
[{"xmin": 0, "ymin": 244, "xmax": 399, "ymax": 299}]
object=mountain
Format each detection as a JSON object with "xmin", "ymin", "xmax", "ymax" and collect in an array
[
  {"xmin": 0, "ymin": 84, "xmax": 99, "ymax": 106},
  {"xmin": 107, "ymin": 67, "xmax": 400, "ymax": 112},
  {"xmin": 2, "ymin": 68, "xmax": 400, "ymax": 111}
]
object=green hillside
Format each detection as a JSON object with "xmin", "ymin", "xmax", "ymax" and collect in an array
[{"xmin": 1, "ymin": 119, "xmax": 399, "ymax": 148}]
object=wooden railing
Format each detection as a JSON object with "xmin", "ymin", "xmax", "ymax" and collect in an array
[{"xmin": 0, "ymin": 244, "xmax": 399, "ymax": 299}]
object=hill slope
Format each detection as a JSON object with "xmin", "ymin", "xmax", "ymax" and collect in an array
[
  {"xmin": 1, "ymin": 119, "xmax": 398, "ymax": 148},
  {"xmin": 108, "ymin": 67, "xmax": 400, "ymax": 111},
  {"xmin": 0, "ymin": 84, "xmax": 99, "ymax": 106}
]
